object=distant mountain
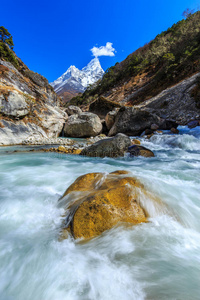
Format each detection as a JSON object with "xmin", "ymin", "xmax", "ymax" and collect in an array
[{"xmin": 50, "ymin": 58, "xmax": 104, "ymax": 102}]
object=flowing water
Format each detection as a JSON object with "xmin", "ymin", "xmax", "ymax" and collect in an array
[{"xmin": 0, "ymin": 126, "xmax": 200, "ymax": 300}]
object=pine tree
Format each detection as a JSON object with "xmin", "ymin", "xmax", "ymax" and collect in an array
[{"xmin": 0, "ymin": 26, "xmax": 14, "ymax": 49}]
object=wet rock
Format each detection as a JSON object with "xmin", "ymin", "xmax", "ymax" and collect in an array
[
  {"xmin": 146, "ymin": 133, "xmax": 154, "ymax": 139},
  {"xmin": 44, "ymin": 146, "xmax": 82, "ymax": 154},
  {"xmin": 128, "ymin": 145, "xmax": 154, "ymax": 157},
  {"xmin": 64, "ymin": 112, "xmax": 102, "ymax": 137},
  {"xmin": 80, "ymin": 133, "xmax": 131, "ymax": 158},
  {"xmin": 132, "ymin": 139, "xmax": 141, "ymax": 145},
  {"xmin": 108, "ymin": 107, "xmax": 161, "ymax": 136},
  {"xmin": 59, "ymin": 170, "xmax": 147, "ymax": 240},
  {"xmin": 187, "ymin": 120, "xmax": 200, "ymax": 129},
  {"xmin": 171, "ymin": 127, "xmax": 179, "ymax": 134},
  {"xmin": 151, "ymin": 123, "xmax": 159, "ymax": 131},
  {"xmin": 65, "ymin": 105, "xmax": 82, "ymax": 116}
]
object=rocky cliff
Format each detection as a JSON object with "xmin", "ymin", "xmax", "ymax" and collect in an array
[{"xmin": 0, "ymin": 48, "xmax": 66, "ymax": 145}]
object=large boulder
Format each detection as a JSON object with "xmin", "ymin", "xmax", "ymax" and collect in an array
[
  {"xmin": 0, "ymin": 91, "xmax": 30, "ymax": 118},
  {"xmin": 65, "ymin": 105, "xmax": 82, "ymax": 116},
  {"xmin": 89, "ymin": 96, "xmax": 121, "ymax": 119},
  {"xmin": 80, "ymin": 133, "xmax": 132, "ymax": 157},
  {"xmin": 108, "ymin": 107, "xmax": 161, "ymax": 136},
  {"xmin": 64, "ymin": 112, "xmax": 102, "ymax": 137},
  {"xmin": 59, "ymin": 170, "xmax": 148, "ymax": 240}
]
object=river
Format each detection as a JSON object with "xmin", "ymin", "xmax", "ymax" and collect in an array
[{"xmin": 0, "ymin": 126, "xmax": 200, "ymax": 300}]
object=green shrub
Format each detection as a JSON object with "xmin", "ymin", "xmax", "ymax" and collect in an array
[{"xmin": 0, "ymin": 42, "xmax": 19, "ymax": 68}]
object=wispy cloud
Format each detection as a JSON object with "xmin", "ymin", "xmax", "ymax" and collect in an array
[{"xmin": 91, "ymin": 42, "xmax": 116, "ymax": 57}]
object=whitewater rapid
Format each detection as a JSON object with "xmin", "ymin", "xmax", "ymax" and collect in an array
[{"xmin": 0, "ymin": 126, "xmax": 200, "ymax": 300}]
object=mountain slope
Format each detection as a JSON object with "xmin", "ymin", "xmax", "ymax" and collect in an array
[
  {"xmin": 51, "ymin": 58, "xmax": 104, "ymax": 102},
  {"xmin": 0, "ymin": 43, "xmax": 66, "ymax": 145},
  {"xmin": 70, "ymin": 11, "xmax": 200, "ymax": 108}
]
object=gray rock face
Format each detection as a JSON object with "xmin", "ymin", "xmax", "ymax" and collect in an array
[
  {"xmin": 0, "ymin": 59, "xmax": 67, "ymax": 144},
  {"xmin": 65, "ymin": 105, "xmax": 82, "ymax": 116},
  {"xmin": 108, "ymin": 107, "xmax": 161, "ymax": 136},
  {"xmin": 38, "ymin": 104, "xmax": 67, "ymax": 138},
  {"xmin": 64, "ymin": 112, "xmax": 102, "ymax": 137},
  {"xmin": 0, "ymin": 120, "xmax": 47, "ymax": 145},
  {"xmin": 80, "ymin": 133, "xmax": 132, "ymax": 158},
  {"xmin": 0, "ymin": 91, "xmax": 30, "ymax": 118},
  {"xmin": 135, "ymin": 72, "xmax": 200, "ymax": 125},
  {"xmin": 105, "ymin": 108, "xmax": 120, "ymax": 130}
]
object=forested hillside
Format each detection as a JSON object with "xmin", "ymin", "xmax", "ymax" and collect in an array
[{"xmin": 70, "ymin": 11, "xmax": 200, "ymax": 107}]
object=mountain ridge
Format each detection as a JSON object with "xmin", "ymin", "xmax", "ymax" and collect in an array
[{"xmin": 51, "ymin": 58, "xmax": 104, "ymax": 102}]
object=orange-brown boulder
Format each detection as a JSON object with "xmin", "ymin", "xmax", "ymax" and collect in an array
[{"xmin": 59, "ymin": 170, "xmax": 148, "ymax": 240}]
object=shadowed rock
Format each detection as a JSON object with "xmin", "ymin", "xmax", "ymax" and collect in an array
[
  {"xmin": 108, "ymin": 107, "xmax": 161, "ymax": 136},
  {"xmin": 80, "ymin": 133, "xmax": 131, "ymax": 157},
  {"xmin": 128, "ymin": 145, "xmax": 155, "ymax": 157}
]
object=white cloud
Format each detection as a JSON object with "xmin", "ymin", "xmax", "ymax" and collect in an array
[{"xmin": 91, "ymin": 42, "xmax": 116, "ymax": 57}]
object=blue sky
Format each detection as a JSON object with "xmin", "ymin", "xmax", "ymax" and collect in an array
[{"xmin": 1, "ymin": 0, "xmax": 199, "ymax": 82}]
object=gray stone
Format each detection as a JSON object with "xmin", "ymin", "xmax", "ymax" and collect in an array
[
  {"xmin": 64, "ymin": 112, "xmax": 102, "ymax": 137},
  {"xmin": 0, "ymin": 120, "xmax": 47, "ymax": 145},
  {"xmin": 80, "ymin": 133, "xmax": 132, "ymax": 158},
  {"xmin": 151, "ymin": 123, "xmax": 159, "ymax": 131},
  {"xmin": 0, "ymin": 91, "xmax": 30, "ymax": 118},
  {"xmin": 109, "ymin": 107, "xmax": 161, "ymax": 136},
  {"xmin": 66, "ymin": 105, "xmax": 82, "ymax": 116}
]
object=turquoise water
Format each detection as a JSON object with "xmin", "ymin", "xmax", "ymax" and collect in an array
[{"xmin": 0, "ymin": 126, "xmax": 200, "ymax": 300}]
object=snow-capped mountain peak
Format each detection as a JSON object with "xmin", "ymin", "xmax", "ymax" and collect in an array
[{"xmin": 50, "ymin": 58, "xmax": 104, "ymax": 97}]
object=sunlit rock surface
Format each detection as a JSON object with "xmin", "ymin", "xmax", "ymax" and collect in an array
[{"xmin": 59, "ymin": 170, "xmax": 149, "ymax": 240}]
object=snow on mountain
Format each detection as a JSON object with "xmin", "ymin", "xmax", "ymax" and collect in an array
[{"xmin": 50, "ymin": 58, "xmax": 104, "ymax": 96}]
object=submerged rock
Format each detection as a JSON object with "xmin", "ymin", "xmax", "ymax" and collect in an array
[
  {"xmin": 59, "ymin": 170, "xmax": 148, "ymax": 240},
  {"xmin": 128, "ymin": 145, "xmax": 155, "ymax": 157},
  {"xmin": 80, "ymin": 133, "xmax": 131, "ymax": 158},
  {"xmin": 64, "ymin": 112, "xmax": 102, "ymax": 137},
  {"xmin": 43, "ymin": 146, "xmax": 82, "ymax": 154}
]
